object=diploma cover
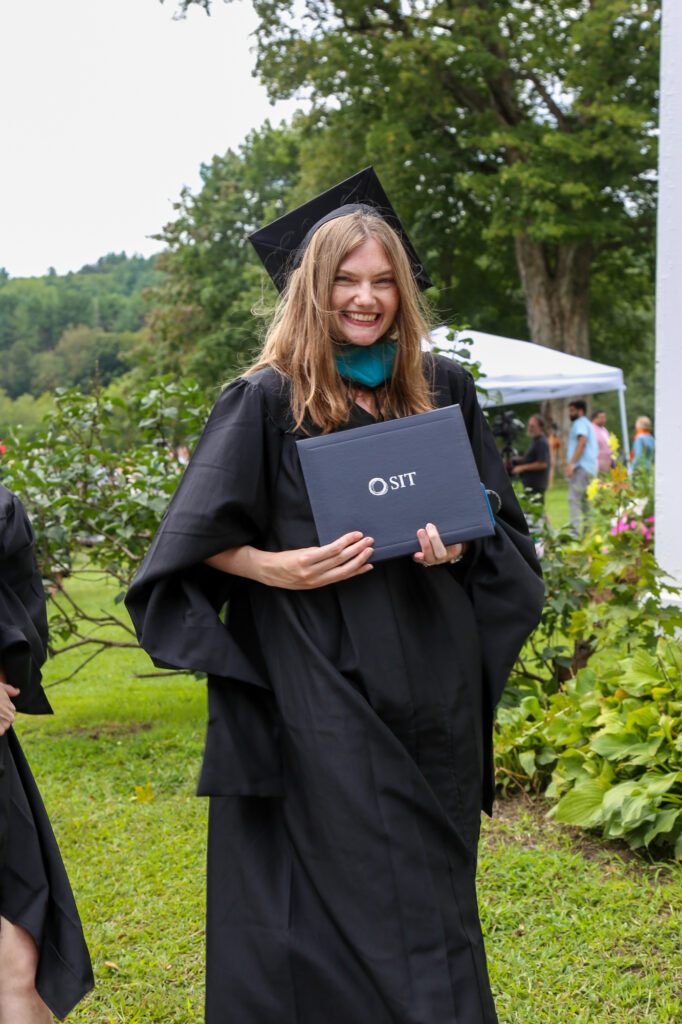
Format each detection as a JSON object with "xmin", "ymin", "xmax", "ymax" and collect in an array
[{"xmin": 296, "ymin": 404, "xmax": 496, "ymax": 561}]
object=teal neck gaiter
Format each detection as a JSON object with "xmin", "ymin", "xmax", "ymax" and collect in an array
[{"xmin": 334, "ymin": 341, "xmax": 397, "ymax": 388}]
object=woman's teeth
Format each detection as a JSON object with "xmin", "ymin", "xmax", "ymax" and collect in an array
[{"xmin": 345, "ymin": 312, "xmax": 379, "ymax": 322}]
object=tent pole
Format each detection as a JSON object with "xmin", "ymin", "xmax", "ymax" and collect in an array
[{"xmin": 617, "ymin": 387, "xmax": 630, "ymax": 466}]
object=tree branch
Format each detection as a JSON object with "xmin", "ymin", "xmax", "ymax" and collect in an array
[
  {"xmin": 525, "ymin": 71, "xmax": 572, "ymax": 132},
  {"xmin": 514, "ymin": 654, "xmax": 551, "ymax": 686}
]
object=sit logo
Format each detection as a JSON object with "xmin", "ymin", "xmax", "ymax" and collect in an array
[{"xmin": 368, "ymin": 472, "xmax": 417, "ymax": 496}]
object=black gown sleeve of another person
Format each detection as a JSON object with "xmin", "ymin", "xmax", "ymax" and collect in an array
[
  {"xmin": 431, "ymin": 355, "xmax": 545, "ymax": 809},
  {"xmin": 0, "ymin": 484, "xmax": 51, "ymax": 715},
  {"xmin": 0, "ymin": 484, "xmax": 94, "ymax": 1020},
  {"xmin": 126, "ymin": 375, "xmax": 285, "ymax": 798}
]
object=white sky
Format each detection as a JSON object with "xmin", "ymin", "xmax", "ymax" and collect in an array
[{"xmin": 0, "ymin": 0, "xmax": 301, "ymax": 278}]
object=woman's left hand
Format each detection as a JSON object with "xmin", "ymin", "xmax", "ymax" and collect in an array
[{"xmin": 412, "ymin": 523, "xmax": 467, "ymax": 568}]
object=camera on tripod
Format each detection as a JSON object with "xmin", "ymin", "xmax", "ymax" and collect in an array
[{"xmin": 491, "ymin": 409, "xmax": 524, "ymax": 469}]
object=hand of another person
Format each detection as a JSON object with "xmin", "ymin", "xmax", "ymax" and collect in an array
[
  {"xmin": 0, "ymin": 667, "xmax": 20, "ymax": 735},
  {"xmin": 206, "ymin": 532, "xmax": 374, "ymax": 590},
  {"xmin": 566, "ymin": 464, "xmax": 575, "ymax": 478},
  {"xmin": 412, "ymin": 523, "xmax": 467, "ymax": 568}
]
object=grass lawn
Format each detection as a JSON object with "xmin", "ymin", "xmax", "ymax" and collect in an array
[
  {"xmin": 544, "ymin": 478, "xmax": 570, "ymax": 530},
  {"xmin": 14, "ymin": 571, "xmax": 682, "ymax": 1023},
  {"xmin": 512, "ymin": 477, "xmax": 570, "ymax": 538}
]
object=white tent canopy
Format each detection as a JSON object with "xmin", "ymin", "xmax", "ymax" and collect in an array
[{"xmin": 428, "ymin": 327, "xmax": 629, "ymax": 453}]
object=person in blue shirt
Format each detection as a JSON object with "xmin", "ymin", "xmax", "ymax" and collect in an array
[
  {"xmin": 630, "ymin": 415, "xmax": 655, "ymax": 473},
  {"xmin": 566, "ymin": 399, "xmax": 598, "ymax": 537}
]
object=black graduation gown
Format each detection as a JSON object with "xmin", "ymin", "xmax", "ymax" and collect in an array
[
  {"xmin": 126, "ymin": 354, "xmax": 544, "ymax": 1024},
  {"xmin": 0, "ymin": 484, "xmax": 94, "ymax": 1020}
]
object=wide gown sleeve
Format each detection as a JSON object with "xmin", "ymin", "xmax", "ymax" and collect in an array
[
  {"xmin": 126, "ymin": 377, "xmax": 276, "ymax": 680},
  {"xmin": 0, "ymin": 485, "xmax": 52, "ymax": 715},
  {"xmin": 434, "ymin": 357, "xmax": 545, "ymax": 808},
  {"xmin": 455, "ymin": 367, "xmax": 545, "ymax": 705},
  {"xmin": 125, "ymin": 376, "xmax": 283, "ymax": 797}
]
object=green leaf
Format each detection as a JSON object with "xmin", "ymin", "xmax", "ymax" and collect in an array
[
  {"xmin": 620, "ymin": 650, "xmax": 664, "ymax": 695},
  {"xmin": 553, "ymin": 780, "xmax": 608, "ymax": 827},
  {"xmin": 573, "ymin": 669, "xmax": 597, "ymax": 696},
  {"xmin": 590, "ymin": 731, "xmax": 662, "ymax": 761},
  {"xmin": 642, "ymin": 772, "xmax": 682, "ymax": 797},
  {"xmin": 643, "ymin": 808, "xmax": 680, "ymax": 846},
  {"xmin": 519, "ymin": 696, "xmax": 543, "ymax": 720},
  {"xmin": 535, "ymin": 747, "xmax": 558, "ymax": 766},
  {"xmin": 619, "ymin": 793, "xmax": 658, "ymax": 829}
]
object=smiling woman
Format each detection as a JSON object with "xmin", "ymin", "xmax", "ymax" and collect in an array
[{"xmin": 126, "ymin": 168, "xmax": 544, "ymax": 1024}]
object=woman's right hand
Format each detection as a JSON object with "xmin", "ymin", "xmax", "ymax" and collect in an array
[
  {"xmin": 206, "ymin": 532, "xmax": 374, "ymax": 590},
  {"xmin": 0, "ymin": 666, "xmax": 19, "ymax": 736}
]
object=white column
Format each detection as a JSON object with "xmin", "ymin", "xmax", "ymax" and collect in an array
[{"xmin": 655, "ymin": 0, "xmax": 682, "ymax": 606}]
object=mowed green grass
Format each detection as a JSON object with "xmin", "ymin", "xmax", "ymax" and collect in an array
[
  {"xmin": 481, "ymin": 802, "xmax": 682, "ymax": 1024},
  {"xmin": 14, "ymin": 570, "xmax": 682, "ymax": 1023},
  {"xmin": 544, "ymin": 478, "xmax": 570, "ymax": 530}
]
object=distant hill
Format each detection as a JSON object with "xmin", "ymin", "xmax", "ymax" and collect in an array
[{"xmin": 0, "ymin": 252, "xmax": 162, "ymax": 399}]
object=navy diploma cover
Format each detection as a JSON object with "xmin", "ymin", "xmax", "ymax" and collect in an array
[{"xmin": 296, "ymin": 404, "xmax": 496, "ymax": 562}]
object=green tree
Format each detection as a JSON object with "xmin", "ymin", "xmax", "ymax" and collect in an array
[
  {"xmin": 145, "ymin": 118, "xmax": 304, "ymax": 385},
  {"xmin": 5, "ymin": 340, "xmax": 34, "ymax": 397},
  {"xmin": 589, "ymin": 246, "xmax": 655, "ymax": 426},
  {"xmin": 173, "ymin": 0, "xmax": 659, "ymax": 367},
  {"xmin": 0, "ymin": 389, "xmax": 54, "ymax": 444},
  {"xmin": 0, "ymin": 254, "xmax": 161, "ymax": 398}
]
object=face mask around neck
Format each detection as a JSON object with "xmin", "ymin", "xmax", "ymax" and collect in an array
[{"xmin": 334, "ymin": 341, "xmax": 397, "ymax": 388}]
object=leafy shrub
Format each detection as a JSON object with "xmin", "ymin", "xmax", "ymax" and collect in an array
[
  {"xmin": 497, "ymin": 640, "xmax": 682, "ymax": 856},
  {"xmin": 509, "ymin": 463, "xmax": 676, "ymax": 691},
  {"xmin": 497, "ymin": 467, "xmax": 682, "ymax": 856},
  {"xmin": 2, "ymin": 378, "xmax": 211, "ymax": 679}
]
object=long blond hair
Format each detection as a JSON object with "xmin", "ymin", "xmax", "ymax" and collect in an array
[{"xmin": 246, "ymin": 211, "xmax": 435, "ymax": 432}]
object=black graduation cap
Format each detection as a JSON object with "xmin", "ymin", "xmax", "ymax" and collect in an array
[{"xmin": 248, "ymin": 166, "xmax": 433, "ymax": 293}]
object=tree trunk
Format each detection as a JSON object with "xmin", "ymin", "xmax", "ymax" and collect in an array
[
  {"xmin": 514, "ymin": 235, "xmax": 593, "ymax": 355},
  {"xmin": 514, "ymin": 235, "xmax": 594, "ymax": 473}
]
